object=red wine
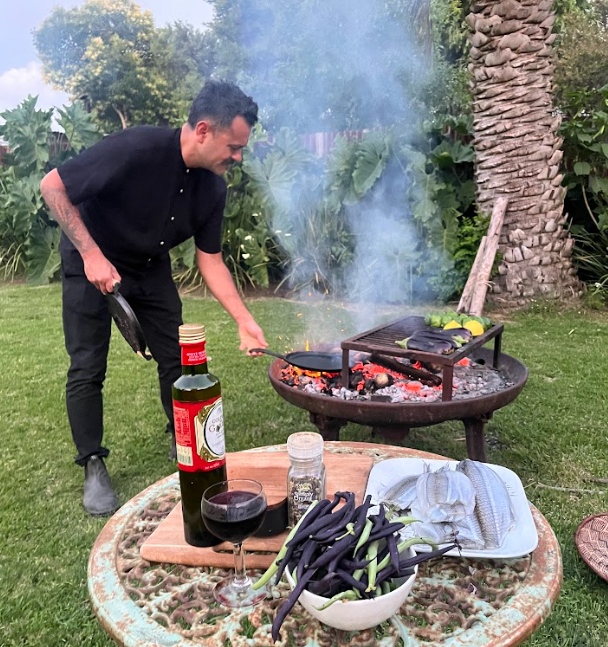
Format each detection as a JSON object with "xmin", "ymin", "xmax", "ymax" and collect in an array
[{"xmin": 203, "ymin": 490, "xmax": 267, "ymax": 543}]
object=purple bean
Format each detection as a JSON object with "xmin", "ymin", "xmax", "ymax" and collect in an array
[
  {"xmin": 335, "ymin": 568, "xmax": 368, "ymax": 593},
  {"xmin": 287, "ymin": 493, "xmax": 344, "ymax": 545},
  {"xmin": 399, "ymin": 543, "xmax": 458, "ymax": 567},
  {"xmin": 271, "ymin": 568, "xmax": 317, "ymax": 642},
  {"xmin": 309, "ymin": 531, "xmax": 359, "ymax": 570},
  {"xmin": 306, "ymin": 572, "xmax": 342, "ymax": 597},
  {"xmin": 387, "ymin": 533, "xmax": 400, "ymax": 571},
  {"xmin": 376, "ymin": 543, "xmax": 390, "ymax": 565},
  {"xmin": 310, "ymin": 499, "xmax": 356, "ymax": 542},
  {"xmin": 368, "ymin": 521, "xmax": 405, "ymax": 542},
  {"xmin": 296, "ymin": 539, "xmax": 318, "ymax": 581},
  {"xmin": 325, "ymin": 492, "xmax": 344, "ymax": 513},
  {"xmin": 338, "ymin": 557, "xmax": 372, "ymax": 571},
  {"xmin": 285, "ymin": 498, "xmax": 331, "ymax": 548},
  {"xmin": 273, "ymin": 543, "xmax": 297, "ymax": 586},
  {"xmin": 375, "ymin": 564, "xmax": 415, "ymax": 587}
]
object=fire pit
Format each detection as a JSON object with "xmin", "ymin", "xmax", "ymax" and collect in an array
[{"xmin": 267, "ymin": 317, "xmax": 528, "ymax": 462}]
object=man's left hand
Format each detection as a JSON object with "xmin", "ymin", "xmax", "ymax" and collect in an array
[{"xmin": 238, "ymin": 320, "xmax": 268, "ymax": 355}]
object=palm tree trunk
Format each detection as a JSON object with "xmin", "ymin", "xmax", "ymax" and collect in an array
[{"xmin": 466, "ymin": 0, "xmax": 582, "ymax": 305}]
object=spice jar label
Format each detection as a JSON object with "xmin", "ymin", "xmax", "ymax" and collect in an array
[{"xmin": 288, "ymin": 477, "xmax": 323, "ymax": 526}]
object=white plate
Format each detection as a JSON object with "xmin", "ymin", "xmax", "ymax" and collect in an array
[{"xmin": 365, "ymin": 458, "xmax": 538, "ymax": 559}]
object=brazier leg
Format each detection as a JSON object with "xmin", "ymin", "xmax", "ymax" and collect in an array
[
  {"xmin": 371, "ymin": 426, "xmax": 411, "ymax": 443},
  {"xmin": 462, "ymin": 416, "xmax": 491, "ymax": 462},
  {"xmin": 308, "ymin": 413, "xmax": 347, "ymax": 441}
]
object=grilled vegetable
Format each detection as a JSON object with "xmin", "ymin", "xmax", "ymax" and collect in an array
[
  {"xmin": 396, "ymin": 334, "xmax": 456, "ymax": 354},
  {"xmin": 425, "ymin": 311, "xmax": 492, "ymax": 332},
  {"xmin": 464, "ymin": 320, "xmax": 485, "ymax": 336},
  {"xmin": 442, "ymin": 326, "xmax": 472, "ymax": 341},
  {"xmin": 443, "ymin": 320, "xmax": 461, "ymax": 330},
  {"xmin": 413, "ymin": 329, "xmax": 470, "ymax": 346}
]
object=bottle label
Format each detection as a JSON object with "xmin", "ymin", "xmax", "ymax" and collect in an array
[
  {"xmin": 173, "ymin": 396, "xmax": 226, "ymax": 472},
  {"xmin": 181, "ymin": 341, "xmax": 207, "ymax": 366}
]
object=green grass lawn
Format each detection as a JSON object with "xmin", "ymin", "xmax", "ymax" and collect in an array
[{"xmin": 1, "ymin": 283, "xmax": 607, "ymax": 646}]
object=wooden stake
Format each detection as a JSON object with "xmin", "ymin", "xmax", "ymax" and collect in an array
[
  {"xmin": 458, "ymin": 235, "xmax": 487, "ymax": 314},
  {"xmin": 459, "ymin": 197, "xmax": 508, "ymax": 317}
]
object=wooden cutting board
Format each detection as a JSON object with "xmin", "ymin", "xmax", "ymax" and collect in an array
[{"xmin": 140, "ymin": 450, "xmax": 374, "ymax": 568}]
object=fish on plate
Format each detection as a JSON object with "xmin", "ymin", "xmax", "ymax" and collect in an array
[
  {"xmin": 410, "ymin": 465, "xmax": 476, "ymax": 524},
  {"xmin": 457, "ymin": 459, "xmax": 515, "ymax": 549},
  {"xmin": 378, "ymin": 473, "xmax": 423, "ymax": 511},
  {"xmin": 411, "ymin": 512, "xmax": 486, "ymax": 549}
]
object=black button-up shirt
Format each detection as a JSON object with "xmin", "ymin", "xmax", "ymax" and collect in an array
[{"xmin": 57, "ymin": 126, "xmax": 226, "ymax": 276}]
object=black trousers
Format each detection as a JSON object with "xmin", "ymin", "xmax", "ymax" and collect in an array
[{"xmin": 61, "ymin": 249, "xmax": 183, "ymax": 466}]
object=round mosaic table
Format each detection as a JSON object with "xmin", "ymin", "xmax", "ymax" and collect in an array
[{"xmin": 88, "ymin": 442, "xmax": 562, "ymax": 647}]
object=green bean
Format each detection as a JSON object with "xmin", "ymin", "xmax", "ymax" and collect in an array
[
  {"xmin": 353, "ymin": 517, "xmax": 373, "ymax": 556},
  {"xmin": 381, "ymin": 581, "xmax": 391, "ymax": 596},
  {"xmin": 390, "ymin": 515, "xmax": 419, "ymax": 526},
  {"xmin": 252, "ymin": 500, "xmax": 319, "ymax": 590},
  {"xmin": 334, "ymin": 522, "xmax": 356, "ymax": 541},
  {"xmin": 376, "ymin": 536, "xmax": 437, "ymax": 573},
  {"xmin": 314, "ymin": 588, "xmax": 359, "ymax": 610},
  {"xmin": 364, "ymin": 540, "xmax": 380, "ymax": 592}
]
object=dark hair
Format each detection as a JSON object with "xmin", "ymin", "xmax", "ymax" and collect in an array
[{"xmin": 188, "ymin": 80, "xmax": 258, "ymax": 129}]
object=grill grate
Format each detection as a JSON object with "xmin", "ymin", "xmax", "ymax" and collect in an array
[
  {"xmin": 340, "ymin": 315, "xmax": 504, "ymax": 402},
  {"xmin": 348, "ymin": 318, "xmax": 428, "ymax": 347}
]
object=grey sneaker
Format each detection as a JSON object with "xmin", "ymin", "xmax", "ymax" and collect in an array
[{"xmin": 83, "ymin": 456, "xmax": 119, "ymax": 517}]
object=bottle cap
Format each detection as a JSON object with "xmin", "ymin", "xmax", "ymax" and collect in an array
[
  {"xmin": 287, "ymin": 432, "xmax": 324, "ymax": 461},
  {"xmin": 179, "ymin": 323, "xmax": 206, "ymax": 344}
]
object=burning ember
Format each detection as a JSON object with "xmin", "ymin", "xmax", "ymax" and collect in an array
[{"xmin": 280, "ymin": 356, "xmax": 512, "ymax": 404}]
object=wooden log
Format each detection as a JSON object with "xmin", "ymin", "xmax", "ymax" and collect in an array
[
  {"xmin": 369, "ymin": 353, "xmax": 442, "ymax": 386},
  {"xmin": 469, "ymin": 197, "xmax": 509, "ymax": 316},
  {"xmin": 458, "ymin": 235, "xmax": 487, "ymax": 314}
]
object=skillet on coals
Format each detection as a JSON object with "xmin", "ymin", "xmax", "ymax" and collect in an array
[
  {"xmin": 250, "ymin": 348, "xmax": 356, "ymax": 373},
  {"xmin": 105, "ymin": 285, "xmax": 152, "ymax": 360}
]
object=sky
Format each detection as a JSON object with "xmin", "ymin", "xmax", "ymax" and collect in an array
[{"xmin": 0, "ymin": 0, "xmax": 214, "ymax": 114}]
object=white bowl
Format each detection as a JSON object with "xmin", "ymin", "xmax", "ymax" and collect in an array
[{"xmin": 284, "ymin": 548, "xmax": 417, "ymax": 631}]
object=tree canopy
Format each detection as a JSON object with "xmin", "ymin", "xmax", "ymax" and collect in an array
[{"xmin": 34, "ymin": 0, "xmax": 210, "ymax": 131}]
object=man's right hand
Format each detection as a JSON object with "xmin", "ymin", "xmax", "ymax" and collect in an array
[{"xmin": 83, "ymin": 250, "xmax": 122, "ymax": 294}]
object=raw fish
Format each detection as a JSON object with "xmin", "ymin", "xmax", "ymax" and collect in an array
[
  {"xmin": 411, "ymin": 466, "xmax": 476, "ymax": 524},
  {"xmin": 457, "ymin": 459, "xmax": 515, "ymax": 549},
  {"xmin": 379, "ymin": 473, "xmax": 421, "ymax": 510},
  {"xmin": 410, "ymin": 517, "xmax": 484, "ymax": 549}
]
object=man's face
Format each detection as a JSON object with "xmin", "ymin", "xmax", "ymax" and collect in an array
[{"xmin": 195, "ymin": 115, "xmax": 252, "ymax": 175}]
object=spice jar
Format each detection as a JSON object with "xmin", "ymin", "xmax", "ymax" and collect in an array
[{"xmin": 286, "ymin": 432, "xmax": 326, "ymax": 527}]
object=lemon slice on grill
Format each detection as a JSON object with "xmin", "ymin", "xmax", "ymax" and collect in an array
[{"xmin": 464, "ymin": 320, "xmax": 485, "ymax": 336}]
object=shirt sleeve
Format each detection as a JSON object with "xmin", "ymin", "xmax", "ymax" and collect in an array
[
  {"xmin": 194, "ymin": 180, "xmax": 227, "ymax": 254},
  {"xmin": 57, "ymin": 130, "xmax": 135, "ymax": 206}
]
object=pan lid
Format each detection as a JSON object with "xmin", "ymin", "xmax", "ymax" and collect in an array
[{"xmin": 105, "ymin": 287, "xmax": 152, "ymax": 360}]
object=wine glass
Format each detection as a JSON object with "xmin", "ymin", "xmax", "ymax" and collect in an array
[{"xmin": 201, "ymin": 478, "xmax": 268, "ymax": 608}]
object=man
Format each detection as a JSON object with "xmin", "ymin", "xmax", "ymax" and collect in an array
[{"xmin": 40, "ymin": 81, "xmax": 268, "ymax": 517}]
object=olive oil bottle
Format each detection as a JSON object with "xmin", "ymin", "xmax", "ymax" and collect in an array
[{"xmin": 172, "ymin": 324, "xmax": 227, "ymax": 547}]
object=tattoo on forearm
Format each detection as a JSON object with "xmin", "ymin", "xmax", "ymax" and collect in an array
[{"xmin": 43, "ymin": 188, "xmax": 97, "ymax": 255}]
